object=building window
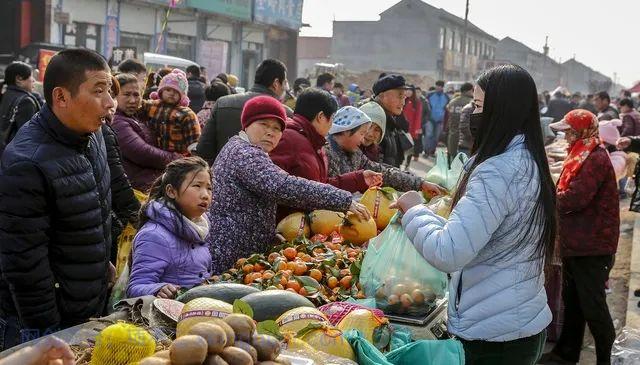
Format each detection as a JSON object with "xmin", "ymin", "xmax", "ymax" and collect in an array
[
  {"xmin": 456, "ymin": 33, "xmax": 462, "ymax": 52},
  {"xmin": 439, "ymin": 27, "xmax": 445, "ymax": 50},
  {"xmin": 466, "ymin": 38, "xmax": 471, "ymax": 55},
  {"xmin": 120, "ymin": 32, "xmax": 152, "ymax": 56},
  {"xmin": 167, "ymin": 33, "xmax": 194, "ymax": 60},
  {"xmin": 64, "ymin": 22, "xmax": 101, "ymax": 52},
  {"xmin": 449, "ymin": 30, "xmax": 455, "ymax": 50}
]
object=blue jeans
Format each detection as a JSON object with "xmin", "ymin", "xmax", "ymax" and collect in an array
[{"xmin": 424, "ymin": 120, "xmax": 444, "ymax": 155}]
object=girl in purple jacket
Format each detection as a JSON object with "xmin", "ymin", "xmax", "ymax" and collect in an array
[{"xmin": 127, "ymin": 157, "xmax": 212, "ymax": 299}]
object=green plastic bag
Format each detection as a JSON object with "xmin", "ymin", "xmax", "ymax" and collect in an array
[
  {"xmin": 359, "ymin": 214, "xmax": 448, "ymax": 316},
  {"xmin": 425, "ymin": 149, "xmax": 449, "ymax": 188},
  {"xmin": 386, "ymin": 339, "xmax": 465, "ymax": 365},
  {"xmin": 447, "ymin": 152, "xmax": 469, "ymax": 192},
  {"xmin": 426, "ymin": 150, "xmax": 468, "ymax": 192},
  {"xmin": 344, "ymin": 329, "xmax": 465, "ymax": 365}
]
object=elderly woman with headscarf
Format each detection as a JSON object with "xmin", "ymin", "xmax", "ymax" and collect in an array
[{"xmin": 540, "ymin": 109, "xmax": 619, "ymax": 365}]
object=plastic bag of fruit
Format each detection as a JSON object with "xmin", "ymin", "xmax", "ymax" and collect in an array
[{"xmin": 359, "ymin": 214, "xmax": 447, "ymax": 316}]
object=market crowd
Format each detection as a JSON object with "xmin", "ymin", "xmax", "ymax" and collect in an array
[{"xmin": 0, "ymin": 48, "xmax": 636, "ymax": 365}]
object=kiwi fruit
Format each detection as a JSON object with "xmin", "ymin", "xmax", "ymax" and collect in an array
[
  {"xmin": 153, "ymin": 350, "xmax": 170, "ymax": 359},
  {"xmin": 223, "ymin": 314, "xmax": 256, "ymax": 342},
  {"xmin": 188, "ymin": 322, "xmax": 227, "ymax": 354},
  {"xmin": 251, "ymin": 334, "xmax": 280, "ymax": 361},
  {"xmin": 213, "ymin": 319, "xmax": 236, "ymax": 347},
  {"xmin": 221, "ymin": 346, "xmax": 254, "ymax": 365},
  {"xmin": 204, "ymin": 354, "xmax": 230, "ymax": 365},
  {"xmin": 234, "ymin": 341, "xmax": 258, "ymax": 364},
  {"xmin": 170, "ymin": 335, "xmax": 208, "ymax": 365}
]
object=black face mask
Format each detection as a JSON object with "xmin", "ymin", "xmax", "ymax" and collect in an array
[{"xmin": 469, "ymin": 112, "xmax": 483, "ymax": 141}]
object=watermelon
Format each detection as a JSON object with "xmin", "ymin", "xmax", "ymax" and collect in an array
[
  {"xmin": 176, "ymin": 283, "xmax": 260, "ymax": 304},
  {"xmin": 240, "ymin": 290, "xmax": 315, "ymax": 322}
]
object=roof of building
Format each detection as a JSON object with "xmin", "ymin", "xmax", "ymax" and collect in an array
[
  {"xmin": 498, "ymin": 36, "xmax": 560, "ymax": 67},
  {"xmin": 379, "ymin": 0, "xmax": 497, "ymax": 41}
]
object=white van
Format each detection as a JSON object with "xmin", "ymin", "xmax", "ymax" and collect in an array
[{"xmin": 143, "ymin": 52, "xmax": 199, "ymax": 71}]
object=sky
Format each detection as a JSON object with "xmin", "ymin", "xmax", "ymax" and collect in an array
[{"xmin": 300, "ymin": 0, "xmax": 639, "ymax": 87}]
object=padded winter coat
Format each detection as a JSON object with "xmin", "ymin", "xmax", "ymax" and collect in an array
[
  {"xmin": 401, "ymin": 135, "xmax": 552, "ymax": 341},
  {"xmin": 0, "ymin": 105, "xmax": 112, "ymax": 331}
]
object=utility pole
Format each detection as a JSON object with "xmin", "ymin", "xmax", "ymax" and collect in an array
[
  {"xmin": 460, "ymin": 0, "xmax": 470, "ymax": 81},
  {"xmin": 541, "ymin": 36, "xmax": 549, "ymax": 91}
]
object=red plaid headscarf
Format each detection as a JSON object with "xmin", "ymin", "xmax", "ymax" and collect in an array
[{"xmin": 557, "ymin": 110, "xmax": 601, "ymax": 192}]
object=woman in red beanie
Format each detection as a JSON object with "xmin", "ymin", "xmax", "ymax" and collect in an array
[{"xmin": 207, "ymin": 95, "xmax": 370, "ymax": 274}]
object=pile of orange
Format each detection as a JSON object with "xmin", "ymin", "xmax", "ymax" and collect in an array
[{"xmin": 213, "ymin": 233, "xmax": 366, "ymax": 304}]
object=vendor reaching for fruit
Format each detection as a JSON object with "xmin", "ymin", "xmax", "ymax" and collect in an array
[
  {"xmin": 208, "ymin": 95, "xmax": 370, "ymax": 274},
  {"xmin": 127, "ymin": 157, "xmax": 213, "ymax": 299},
  {"xmin": 324, "ymin": 105, "xmax": 445, "ymax": 196},
  {"xmin": 391, "ymin": 65, "xmax": 557, "ymax": 364}
]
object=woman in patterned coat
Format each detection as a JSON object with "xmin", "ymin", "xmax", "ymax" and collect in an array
[{"xmin": 208, "ymin": 96, "xmax": 369, "ymax": 274}]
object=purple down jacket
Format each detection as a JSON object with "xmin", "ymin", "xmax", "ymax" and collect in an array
[{"xmin": 127, "ymin": 200, "xmax": 211, "ymax": 297}]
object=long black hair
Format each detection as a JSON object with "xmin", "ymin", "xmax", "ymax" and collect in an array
[
  {"xmin": 451, "ymin": 64, "xmax": 557, "ymax": 268},
  {"xmin": 0, "ymin": 61, "xmax": 33, "ymax": 103},
  {"xmin": 139, "ymin": 156, "xmax": 210, "ymax": 230}
]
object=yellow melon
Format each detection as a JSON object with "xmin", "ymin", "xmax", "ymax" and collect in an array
[
  {"xmin": 339, "ymin": 212, "xmax": 378, "ymax": 245},
  {"xmin": 297, "ymin": 325, "xmax": 355, "ymax": 361},
  {"xmin": 309, "ymin": 210, "xmax": 345, "ymax": 236},
  {"xmin": 276, "ymin": 307, "xmax": 329, "ymax": 334},
  {"xmin": 360, "ymin": 187, "xmax": 398, "ymax": 230},
  {"xmin": 276, "ymin": 212, "xmax": 310, "ymax": 241},
  {"xmin": 90, "ymin": 323, "xmax": 156, "ymax": 365},
  {"xmin": 176, "ymin": 298, "xmax": 234, "ymax": 337}
]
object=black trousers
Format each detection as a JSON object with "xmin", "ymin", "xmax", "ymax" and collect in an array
[
  {"xmin": 460, "ymin": 331, "xmax": 546, "ymax": 365},
  {"xmin": 553, "ymin": 255, "xmax": 615, "ymax": 365}
]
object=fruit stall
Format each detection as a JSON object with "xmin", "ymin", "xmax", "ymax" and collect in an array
[{"xmin": 0, "ymin": 183, "xmax": 464, "ymax": 365}]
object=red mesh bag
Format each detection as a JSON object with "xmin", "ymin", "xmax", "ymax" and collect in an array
[{"xmin": 318, "ymin": 302, "xmax": 385, "ymax": 326}]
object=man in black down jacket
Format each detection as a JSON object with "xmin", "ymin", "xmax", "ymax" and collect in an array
[
  {"xmin": 373, "ymin": 75, "xmax": 411, "ymax": 167},
  {"xmin": 186, "ymin": 65, "xmax": 206, "ymax": 114},
  {"xmin": 194, "ymin": 59, "xmax": 293, "ymax": 162},
  {"xmin": 0, "ymin": 49, "xmax": 115, "ymax": 350}
]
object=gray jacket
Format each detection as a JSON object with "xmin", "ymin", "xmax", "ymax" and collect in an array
[
  {"xmin": 325, "ymin": 137, "xmax": 423, "ymax": 192},
  {"xmin": 194, "ymin": 85, "xmax": 292, "ymax": 162}
]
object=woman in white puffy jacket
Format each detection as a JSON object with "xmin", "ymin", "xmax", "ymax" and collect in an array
[{"xmin": 392, "ymin": 65, "xmax": 557, "ymax": 365}]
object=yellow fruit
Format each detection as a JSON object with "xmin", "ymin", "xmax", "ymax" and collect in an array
[
  {"xmin": 360, "ymin": 187, "xmax": 398, "ymax": 230},
  {"xmin": 337, "ymin": 309, "xmax": 388, "ymax": 344},
  {"xmin": 276, "ymin": 307, "xmax": 329, "ymax": 334},
  {"xmin": 339, "ymin": 212, "xmax": 378, "ymax": 245},
  {"xmin": 276, "ymin": 213, "xmax": 310, "ymax": 241},
  {"xmin": 176, "ymin": 298, "xmax": 234, "ymax": 337},
  {"xmin": 298, "ymin": 325, "xmax": 355, "ymax": 361},
  {"xmin": 309, "ymin": 210, "xmax": 345, "ymax": 235},
  {"xmin": 90, "ymin": 322, "xmax": 156, "ymax": 365}
]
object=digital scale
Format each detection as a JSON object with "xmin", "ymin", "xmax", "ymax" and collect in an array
[{"xmin": 386, "ymin": 297, "xmax": 450, "ymax": 340}]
